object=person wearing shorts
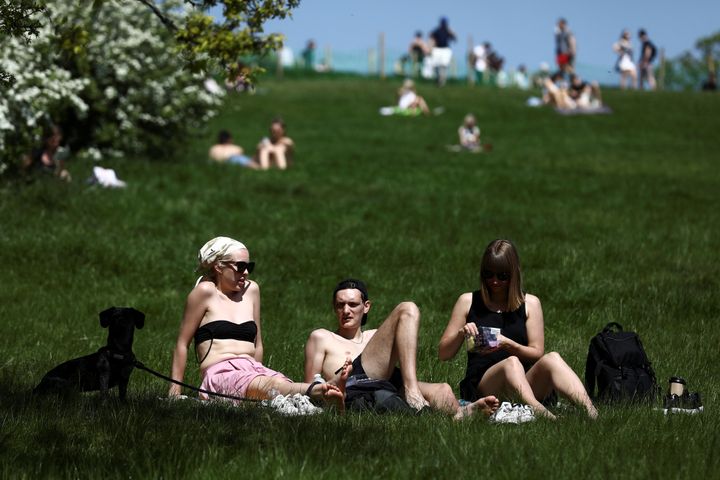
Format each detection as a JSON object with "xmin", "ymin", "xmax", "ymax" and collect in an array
[
  {"xmin": 168, "ymin": 236, "xmax": 346, "ymax": 408},
  {"xmin": 429, "ymin": 17, "xmax": 456, "ymax": 86},
  {"xmin": 554, "ymin": 18, "xmax": 576, "ymax": 75},
  {"xmin": 303, "ymin": 279, "xmax": 499, "ymax": 419}
]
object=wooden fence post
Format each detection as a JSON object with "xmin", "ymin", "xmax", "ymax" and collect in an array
[
  {"xmin": 379, "ymin": 32, "xmax": 385, "ymax": 79},
  {"xmin": 467, "ymin": 35, "xmax": 474, "ymax": 85}
]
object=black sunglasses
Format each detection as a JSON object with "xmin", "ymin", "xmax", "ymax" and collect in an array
[
  {"xmin": 226, "ymin": 261, "xmax": 255, "ymax": 274},
  {"xmin": 481, "ymin": 270, "xmax": 510, "ymax": 281}
]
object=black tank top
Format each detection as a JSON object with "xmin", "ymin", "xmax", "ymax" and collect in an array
[
  {"xmin": 194, "ymin": 320, "xmax": 257, "ymax": 345},
  {"xmin": 459, "ymin": 291, "xmax": 528, "ymax": 400}
]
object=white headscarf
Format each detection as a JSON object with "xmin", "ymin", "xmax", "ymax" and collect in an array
[{"xmin": 196, "ymin": 236, "xmax": 247, "ymax": 276}]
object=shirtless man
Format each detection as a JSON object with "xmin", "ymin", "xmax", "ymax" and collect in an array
[
  {"xmin": 304, "ymin": 279, "xmax": 499, "ymax": 419},
  {"xmin": 255, "ymin": 118, "xmax": 294, "ymax": 170},
  {"xmin": 208, "ymin": 130, "xmax": 258, "ymax": 168}
]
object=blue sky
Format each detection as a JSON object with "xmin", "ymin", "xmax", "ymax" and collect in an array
[{"xmin": 248, "ymin": 0, "xmax": 719, "ymax": 83}]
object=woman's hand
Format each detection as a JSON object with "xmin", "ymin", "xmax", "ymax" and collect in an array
[{"xmin": 460, "ymin": 322, "xmax": 479, "ymax": 339}]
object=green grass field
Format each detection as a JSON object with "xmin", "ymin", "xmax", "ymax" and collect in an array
[{"xmin": 1, "ymin": 77, "xmax": 719, "ymax": 479}]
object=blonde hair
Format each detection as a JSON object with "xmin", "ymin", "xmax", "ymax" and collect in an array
[
  {"xmin": 196, "ymin": 236, "xmax": 247, "ymax": 282},
  {"xmin": 479, "ymin": 239, "xmax": 524, "ymax": 311}
]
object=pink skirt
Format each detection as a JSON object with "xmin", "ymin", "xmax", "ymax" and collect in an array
[{"xmin": 199, "ymin": 356, "xmax": 291, "ymax": 402}]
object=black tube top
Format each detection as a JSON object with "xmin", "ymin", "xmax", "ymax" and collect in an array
[{"xmin": 194, "ymin": 320, "xmax": 257, "ymax": 345}]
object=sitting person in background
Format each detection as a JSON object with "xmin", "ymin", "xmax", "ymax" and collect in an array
[
  {"xmin": 568, "ymin": 74, "xmax": 603, "ymax": 109},
  {"xmin": 458, "ymin": 114, "xmax": 481, "ymax": 152},
  {"xmin": 22, "ymin": 123, "xmax": 71, "ymax": 181},
  {"xmin": 397, "ymin": 79, "xmax": 430, "ymax": 115},
  {"xmin": 542, "ymin": 72, "xmax": 575, "ymax": 110},
  {"xmin": 512, "ymin": 65, "xmax": 531, "ymax": 90},
  {"xmin": 380, "ymin": 79, "xmax": 430, "ymax": 116},
  {"xmin": 255, "ymin": 118, "xmax": 294, "ymax": 170},
  {"xmin": 208, "ymin": 130, "xmax": 257, "ymax": 168}
]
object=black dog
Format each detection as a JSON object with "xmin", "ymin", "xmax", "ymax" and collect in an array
[{"xmin": 34, "ymin": 307, "xmax": 145, "ymax": 400}]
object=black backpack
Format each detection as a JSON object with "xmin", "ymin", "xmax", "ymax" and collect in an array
[
  {"xmin": 584, "ymin": 322, "xmax": 659, "ymax": 403},
  {"xmin": 345, "ymin": 376, "xmax": 414, "ymax": 414}
]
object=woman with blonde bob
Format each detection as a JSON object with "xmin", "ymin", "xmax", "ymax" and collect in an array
[
  {"xmin": 169, "ymin": 236, "xmax": 346, "ymax": 409},
  {"xmin": 438, "ymin": 239, "xmax": 597, "ymax": 419}
]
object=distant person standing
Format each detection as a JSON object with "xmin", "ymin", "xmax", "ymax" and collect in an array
[
  {"xmin": 408, "ymin": 31, "xmax": 429, "ymax": 77},
  {"xmin": 554, "ymin": 18, "xmax": 576, "ymax": 75},
  {"xmin": 613, "ymin": 29, "xmax": 637, "ymax": 89},
  {"xmin": 301, "ymin": 40, "xmax": 316, "ymax": 71},
  {"xmin": 472, "ymin": 41, "xmax": 490, "ymax": 85},
  {"xmin": 637, "ymin": 29, "xmax": 657, "ymax": 90},
  {"xmin": 429, "ymin": 17, "xmax": 457, "ymax": 87}
]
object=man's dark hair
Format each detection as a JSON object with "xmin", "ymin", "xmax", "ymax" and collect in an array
[
  {"xmin": 333, "ymin": 278, "xmax": 369, "ymax": 326},
  {"xmin": 638, "ymin": 29, "xmax": 647, "ymax": 37},
  {"xmin": 218, "ymin": 130, "xmax": 232, "ymax": 144}
]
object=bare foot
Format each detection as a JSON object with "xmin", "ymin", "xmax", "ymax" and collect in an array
[
  {"xmin": 534, "ymin": 405, "xmax": 557, "ymax": 420},
  {"xmin": 309, "ymin": 383, "xmax": 345, "ymax": 414},
  {"xmin": 453, "ymin": 395, "xmax": 500, "ymax": 421},
  {"xmin": 404, "ymin": 389, "xmax": 430, "ymax": 411},
  {"xmin": 587, "ymin": 405, "xmax": 599, "ymax": 419}
]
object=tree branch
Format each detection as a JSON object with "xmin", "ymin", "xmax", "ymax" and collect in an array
[{"xmin": 134, "ymin": 0, "xmax": 177, "ymax": 31}]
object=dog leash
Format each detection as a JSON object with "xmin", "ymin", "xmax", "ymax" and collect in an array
[{"xmin": 133, "ymin": 360, "xmax": 262, "ymax": 403}]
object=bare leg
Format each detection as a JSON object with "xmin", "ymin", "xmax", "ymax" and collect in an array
[
  {"xmin": 478, "ymin": 356, "xmax": 556, "ymax": 419},
  {"xmin": 526, "ymin": 352, "xmax": 598, "ymax": 419},
  {"xmin": 647, "ymin": 69, "xmax": 656, "ymax": 90},
  {"xmin": 360, "ymin": 301, "xmax": 428, "ymax": 410},
  {"xmin": 258, "ymin": 147, "xmax": 271, "ymax": 170},
  {"xmin": 417, "ymin": 381, "xmax": 457, "ymax": 414},
  {"xmin": 591, "ymin": 81, "xmax": 603, "ymax": 105},
  {"xmin": 273, "ymin": 145, "xmax": 288, "ymax": 170},
  {"xmin": 247, "ymin": 371, "xmax": 347, "ymax": 412},
  {"xmin": 414, "ymin": 96, "xmax": 430, "ymax": 115}
]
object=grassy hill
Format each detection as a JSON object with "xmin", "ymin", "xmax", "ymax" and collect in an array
[{"xmin": 1, "ymin": 77, "xmax": 718, "ymax": 478}]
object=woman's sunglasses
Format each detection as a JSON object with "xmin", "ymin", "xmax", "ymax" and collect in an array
[
  {"xmin": 481, "ymin": 270, "xmax": 510, "ymax": 281},
  {"xmin": 225, "ymin": 261, "xmax": 255, "ymax": 274}
]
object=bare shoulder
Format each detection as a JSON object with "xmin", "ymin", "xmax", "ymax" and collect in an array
[
  {"xmin": 192, "ymin": 281, "xmax": 217, "ymax": 298},
  {"xmin": 455, "ymin": 291, "xmax": 473, "ymax": 308},
  {"xmin": 307, "ymin": 328, "xmax": 334, "ymax": 343},
  {"xmin": 245, "ymin": 280, "xmax": 260, "ymax": 294},
  {"xmin": 524, "ymin": 293, "xmax": 542, "ymax": 318},
  {"xmin": 524, "ymin": 293, "xmax": 541, "ymax": 308}
]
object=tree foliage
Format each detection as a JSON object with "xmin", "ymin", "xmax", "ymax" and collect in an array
[
  {"xmin": 0, "ymin": 0, "xmax": 44, "ymax": 86},
  {"xmin": 664, "ymin": 30, "xmax": 719, "ymax": 91},
  {"xmin": 0, "ymin": 0, "xmax": 301, "ymax": 173}
]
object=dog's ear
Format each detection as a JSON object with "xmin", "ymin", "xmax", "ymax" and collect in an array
[
  {"xmin": 130, "ymin": 308, "xmax": 146, "ymax": 329},
  {"xmin": 99, "ymin": 307, "xmax": 117, "ymax": 328}
]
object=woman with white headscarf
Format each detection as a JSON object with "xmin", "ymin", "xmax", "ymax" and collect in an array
[{"xmin": 169, "ymin": 236, "xmax": 346, "ymax": 409}]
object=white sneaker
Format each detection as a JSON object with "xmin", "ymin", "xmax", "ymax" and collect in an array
[
  {"xmin": 264, "ymin": 394, "xmax": 300, "ymax": 416},
  {"xmin": 291, "ymin": 393, "xmax": 323, "ymax": 415},
  {"xmin": 513, "ymin": 404, "xmax": 536, "ymax": 423},
  {"xmin": 489, "ymin": 402, "xmax": 519, "ymax": 424}
]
